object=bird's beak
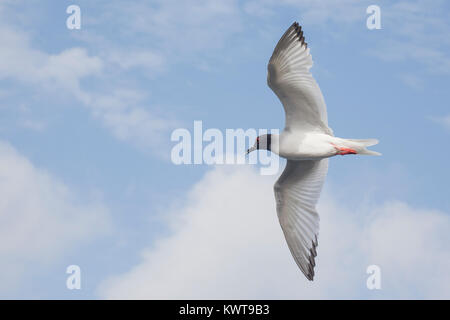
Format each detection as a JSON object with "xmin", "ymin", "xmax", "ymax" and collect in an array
[{"xmin": 246, "ymin": 146, "xmax": 256, "ymax": 155}]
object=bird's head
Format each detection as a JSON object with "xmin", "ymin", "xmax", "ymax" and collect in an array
[{"xmin": 246, "ymin": 134, "xmax": 272, "ymax": 154}]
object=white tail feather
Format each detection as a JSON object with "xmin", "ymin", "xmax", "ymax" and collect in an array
[
  {"xmin": 344, "ymin": 138, "xmax": 381, "ymax": 156},
  {"xmin": 358, "ymin": 148, "xmax": 381, "ymax": 156},
  {"xmin": 347, "ymin": 139, "xmax": 379, "ymax": 147}
]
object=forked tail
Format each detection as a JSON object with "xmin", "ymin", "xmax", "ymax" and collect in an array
[{"xmin": 346, "ymin": 139, "xmax": 381, "ymax": 156}]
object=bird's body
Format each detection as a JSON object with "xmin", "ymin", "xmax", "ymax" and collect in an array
[
  {"xmin": 247, "ymin": 22, "xmax": 380, "ymax": 280},
  {"xmin": 269, "ymin": 132, "xmax": 379, "ymax": 160}
]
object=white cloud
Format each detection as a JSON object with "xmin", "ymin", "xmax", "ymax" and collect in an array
[
  {"xmin": 114, "ymin": 0, "xmax": 242, "ymax": 53},
  {"xmin": 99, "ymin": 166, "xmax": 450, "ymax": 299},
  {"xmin": 18, "ymin": 118, "xmax": 47, "ymax": 131},
  {"xmin": 82, "ymin": 89, "xmax": 180, "ymax": 154},
  {"xmin": 0, "ymin": 26, "xmax": 103, "ymax": 94},
  {"xmin": 244, "ymin": 0, "xmax": 450, "ymax": 76},
  {"xmin": 0, "ymin": 11, "xmax": 175, "ymax": 154},
  {"xmin": 398, "ymin": 73, "xmax": 424, "ymax": 90},
  {"xmin": 369, "ymin": 0, "xmax": 450, "ymax": 75},
  {"xmin": 107, "ymin": 50, "xmax": 166, "ymax": 74},
  {"xmin": 0, "ymin": 140, "xmax": 111, "ymax": 290},
  {"xmin": 431, "ymin": 115, "xmax": 450, "ymax": 130},
  {"xmin": 244, "ymin": 0, "xmax": 364, "ymax": 24}
]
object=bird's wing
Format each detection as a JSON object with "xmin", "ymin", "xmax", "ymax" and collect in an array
[
  {"xmin": 274, "ymin": 159, "xmax": 328, "ymax": 280},
  {"xmin": 267, "ymin": 22, "xmax": 332, "ymax": 135}
]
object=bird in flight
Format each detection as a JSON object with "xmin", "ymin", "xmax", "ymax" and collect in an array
[{"xmin": 247, "ymin": 22, "xmax": 380, "ymax": 281}]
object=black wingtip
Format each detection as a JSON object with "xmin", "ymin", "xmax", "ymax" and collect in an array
[
  {"xmin": 292, "ymin": 21, "xmax": 308, "ymax": 48},
  {"xmin": 307, "ymin": 265, "xmax": 315, "ymax": 281},
  {"xmin": 307, "ymin": 236, "xmax": 319, "ymax": 280}
]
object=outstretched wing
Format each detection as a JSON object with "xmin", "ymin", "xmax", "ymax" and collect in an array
[
  {"xmin": 267, "ymin": 22, "xmax": 332, "ymax": 135},
  {"xmin": 274, "ymin": 159, "xmax": 328, "ymax": 280}
]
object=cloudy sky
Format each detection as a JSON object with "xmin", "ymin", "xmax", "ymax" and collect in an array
[{"xmin": 1, "ymin": 0, "xmax": 449, "ymax": 299}]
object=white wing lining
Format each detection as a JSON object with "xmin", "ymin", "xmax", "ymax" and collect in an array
[
  {"xmin": 274, "ymin": 159, "xmax": 328, "ymax": 280},
  {"xmin": 267, "ymin": 22, "xmax": 332, "ymax": 135}
]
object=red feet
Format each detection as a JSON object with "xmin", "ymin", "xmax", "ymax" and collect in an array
[
  {"xmin": 337, "ymin": 147, "xmax": 357, "ymax": 155},
  {"xmin": 331, "ymin": 143, "xmax": 357, "ymax": 155}
]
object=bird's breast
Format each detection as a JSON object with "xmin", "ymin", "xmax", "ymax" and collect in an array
[{"xmin": 279, "ymin": 132, "xmax": 336, "ymax": 160}]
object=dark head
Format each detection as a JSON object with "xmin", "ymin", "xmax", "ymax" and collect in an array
[{"xmin": 246, "ymin": 134, "xmax": 272, "ymax": 154}]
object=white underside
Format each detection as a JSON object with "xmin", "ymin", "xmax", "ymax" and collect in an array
[{"xmin": 276, "ymin": 131, "xmax": 380, "ymax": 160}]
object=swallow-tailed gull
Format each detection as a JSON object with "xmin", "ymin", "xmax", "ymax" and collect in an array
[{"xmin": 247, "ymin": 22, "xmax": 380, "ymax": 280}]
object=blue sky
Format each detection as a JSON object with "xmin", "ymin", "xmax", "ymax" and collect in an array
[{"xmin": 0, "ymin": 0, "xmax": 449, "ymax": 299}]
